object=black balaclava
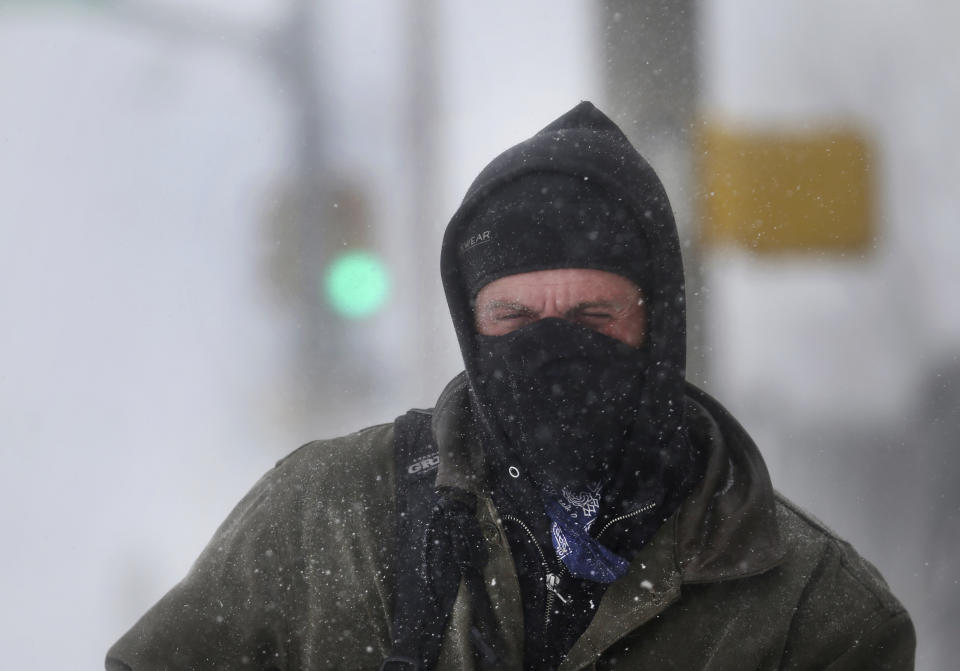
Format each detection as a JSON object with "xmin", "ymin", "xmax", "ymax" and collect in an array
[{"xmin": 440, "ymin": 102, "xmax": 702, "ymax": 571}]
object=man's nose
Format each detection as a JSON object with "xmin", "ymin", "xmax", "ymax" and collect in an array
[{"xmin": 540, "ymin": 304, "xmax": 565, "ymax": 320}]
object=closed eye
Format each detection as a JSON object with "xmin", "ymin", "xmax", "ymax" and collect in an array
[
  {"xmin": 477, "ymin": 303, "xmax": 539, "ymax": 333},
  {"xmin": 568, "ymin": 303, "xmax": 617, "ymax": 322}
]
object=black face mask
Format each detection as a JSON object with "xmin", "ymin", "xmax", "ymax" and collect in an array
[{"xmin": 474, "ymin": 319, "xmax": 651, "ymax": 492}]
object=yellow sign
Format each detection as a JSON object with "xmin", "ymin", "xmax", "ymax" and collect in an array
[{"xmin": 698, "ymin": 125, "xmax": 874, "ymax": 253}]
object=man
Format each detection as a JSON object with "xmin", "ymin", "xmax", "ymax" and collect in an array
[{"xmin": 107, "ymin": 102, "xmax": 915, "ymax": 670}]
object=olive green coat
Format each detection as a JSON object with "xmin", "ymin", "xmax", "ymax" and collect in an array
[{"xmin": 106, "ymin": 378, "xmax": 914, "ymax": 670}]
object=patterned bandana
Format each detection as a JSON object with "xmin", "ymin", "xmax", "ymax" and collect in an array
[{"xmin": 545, "ymin": 483, "xmax": 629, "ymax": 583}]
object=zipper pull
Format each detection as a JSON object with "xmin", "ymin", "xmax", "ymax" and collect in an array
[{"xmin": 546, "ymin": 572, "xmax": 571, "ymax": 604}]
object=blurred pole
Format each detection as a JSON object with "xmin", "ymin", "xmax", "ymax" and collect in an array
[
  {"xmin": 405, "ymin": 0, "xmax": 444, "ymax": 398},
  {"xmin": 264, "ymin": 0, "xmax": 356, "ymax": 426},
  {"xmin": 280, "ymin": 0, "xmax": 326, "ymax": 182},
  {"xmin": 600, "ymin": 0, "xmax": 708, "ymax": 387}
]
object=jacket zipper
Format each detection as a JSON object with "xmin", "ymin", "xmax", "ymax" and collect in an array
[
  {"xmin": 502, "ymin": 501, "xmax": 654, "ymax": 628},
  {"xmin": 501, "ymin": 515, "xmax": 570, "ymax": 627},
  {"xmin": 595, "ymin": 501, "xmax": 656, "ymax": 540}
]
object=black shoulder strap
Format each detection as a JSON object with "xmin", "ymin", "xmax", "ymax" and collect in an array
[{"xmin": 381, "ymin": 410, "xmax": 451, "ymax": 671}]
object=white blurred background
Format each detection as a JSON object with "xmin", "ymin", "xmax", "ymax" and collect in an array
[{"xmin": 1, "ymin": 1, "xmax": 957, "ymax": 668}]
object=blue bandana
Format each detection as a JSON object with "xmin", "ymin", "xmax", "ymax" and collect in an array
[{"xmin": 545, "ymin": 484, "xmax": 630, "ymax": 583}]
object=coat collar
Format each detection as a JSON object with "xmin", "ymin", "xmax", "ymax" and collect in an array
[
  {"xmin": 432, "ymin": 373, "xmax": 486, "ymax": 495},
  {"xmin": 431, "ymin": 373, "xmax": 786, "ymax": 585},
  {"xmin": 675, "ymin": 383, "xmax": 787, "ymax": 582}
]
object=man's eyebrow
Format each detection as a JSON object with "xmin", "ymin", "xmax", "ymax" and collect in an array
[{"xmin": 479, "ymin": 300, "xmax": 536, "ymax": 314}]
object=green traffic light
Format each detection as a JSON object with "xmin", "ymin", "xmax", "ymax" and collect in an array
[{"xmin": 323, "ymin": 251, "xmax": 389, "ymax": 318}]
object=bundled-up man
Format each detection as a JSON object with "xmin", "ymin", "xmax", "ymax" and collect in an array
[{"xmin": 107, "ymin": 102, "xmax": 915, "ymax": 670}]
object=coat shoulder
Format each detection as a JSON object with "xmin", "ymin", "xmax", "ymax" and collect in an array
[
  {"xmin": 773, "ymin": 492, "xmax": 904, "ymax": 615},
  {"xmin": 772, "ymin": 493, "xmax": 915, "ymax": 669},
  {"xmin": 273, "ymin": 422, "xmax": 396, "ymax": 496},
  {"xmin": 204, "ymin": 422, "xmax": 398, "ymax": 540},
  {"xmin": 105, "ymin": 421, "xmax": 400, "ymax": 671}
]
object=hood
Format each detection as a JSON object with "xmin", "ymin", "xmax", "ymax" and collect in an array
[
  {"xmin": 440, "ymin": 102, "xmax": 693, "ymax": 531},
  {"xmin": 441, "ymin": 101, "xmax": 686, "ymax": 404}
]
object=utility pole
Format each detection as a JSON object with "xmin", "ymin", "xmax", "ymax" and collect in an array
[
  {"xmin": 600, "ymin": 0, "xmax": 708, "ymax": 387},
  {"xmin": 404, "ymin": 0, "xmax": 445, "ymax": 402}
]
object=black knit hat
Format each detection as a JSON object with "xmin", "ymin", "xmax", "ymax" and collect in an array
[{"xmin": 455, "ymin": 172, "xmax": 649, "ymax": 299}]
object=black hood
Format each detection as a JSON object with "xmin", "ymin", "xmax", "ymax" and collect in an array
[{"xmin": 440, "ymin": 101, "xmax": 693, "ymax": 534}]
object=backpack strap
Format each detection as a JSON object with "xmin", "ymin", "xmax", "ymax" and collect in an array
[{"xmin": 381, "ymin": 409, "xmax": 449, "ymax": 671}]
